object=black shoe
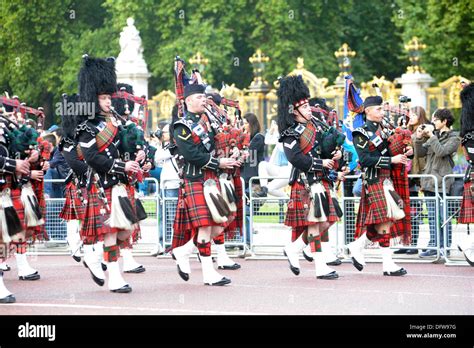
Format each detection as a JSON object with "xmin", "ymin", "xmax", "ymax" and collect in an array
[
  {"xmin": 317, "ymin": 271, "xmax": 339, "ymax": 280},
  {"xmin": 327, "ymin": 259, "xmax": 342, "ymax": 266},
  {"xmin": 0, "ymin": 294, "xmax": 16, "ymax": 303},
  {"xmin": 72, "ymin": 255, "xmax": 81, "ymax": 263},
  {"xmin": 0, "ymin": 265, "xmax": 11, "ymax": 272},
  {"xmin": 205, "ymin": 277, "xmax": 231, "ymax": 286},
  {"xmin": 406, "ymin": 249, "xmax": 418, "ymax": 255},
  {"xmin": 218, "ymin": 263, "xmax": 241, "ymax": 270},
  {"xmin": 302, "ymin": 249, "xmax": 314, "ymax": 263},
  {"xmin": 111, "ymin": 284, "xmax": 132, "ymax": 293},
  {"xmin": 383, "ymin": 268, "xmax": 407, "ymax": 276},
  {"xmin": 351, "ymin": 257, "xmax": 364, "ymax": 272},
  {"xmin": 19, "ymin": 272, "xmax": 40, "ymax": 281},
  {"xmin": 283, "ymin": 250, "xmax": 300, "ymax": 276},
  {"xmin": 172, "ymin": 253, "xmax": 190, "ymax": 281},
  {"xmin": 101, "ymin": 263, "xmax": 107, "ymax": 271},
  {"xmin": 124, "ymin": 265, "xmax": 146, "ymax": 274},
  {"xmin": 83, "ymin": 261, "xmax": 105, "ymax": 287},
  {"xmin": 393, "ymin": 249, "xmax": 407, "ymax": 254}
]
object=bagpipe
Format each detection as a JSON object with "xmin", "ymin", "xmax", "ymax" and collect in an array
[
  {"xmin": 310, "ymin": 105, "xmax": 346, "ymax": 168},
  {"xmin": 0, "ymin": 94, "xmax": 47, "ymax": 228},
  {"xmin": 111, "ymin": 87, "xmax": 149, "ymax": 130},
  {"xmin": 371, "ymin": 84, "xmax": 413, "ymax": 158}
]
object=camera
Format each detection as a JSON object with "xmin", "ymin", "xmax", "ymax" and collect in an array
[
  {"xmin": 151, "ymin": 128, "xmax": 163, "ymax": 140},
  {"xmin": 399, "ymin": 95, "xmax": 411, "ymax": 103},
  {"xmin": 398, "ymin": 95, "xmax": 411, "ymax": 103},
  {"xmin": 420, "ymin": 122, "xmax": 434, "ymax": 130}
]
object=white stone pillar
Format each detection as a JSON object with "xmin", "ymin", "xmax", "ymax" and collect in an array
[
  {"xmin": 116, "ymin": 18, "xmax": 151, "ymax": 102},
  {"xmin": 397, "ymin": 72, "xmax": 434, "ymax": 109}
]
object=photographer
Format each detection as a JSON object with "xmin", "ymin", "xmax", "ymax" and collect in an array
[
  {"xmin": 414, "ymin": 108, "xmax": 461, "ymax": 258},
  {"xmin": 395, "ymin": 106, "xmax": 429, "ymax": 255}
]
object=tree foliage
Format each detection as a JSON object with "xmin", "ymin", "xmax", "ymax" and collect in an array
[{"xmin": 0, "ymin": 0, "xmax": 471, "ymax": 123}]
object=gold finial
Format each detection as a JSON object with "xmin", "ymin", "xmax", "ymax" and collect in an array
[
  {"xmin": 189, "ymin": 52, "xmax": 209, "ymax": 72},
  {"xmin": 404, "ymin": 36, "xmax": 427, "ymax": 73},
  {"xmin": 296, "ymin": 57, "xmax": 304, "ymax": 70},
  {"xmin": 334, "ymin": 43, "xmax": 356, "ymax": 78},
  {"xmin": 248, "ymin": 49, "xmax": 270, "ymax": 92}
]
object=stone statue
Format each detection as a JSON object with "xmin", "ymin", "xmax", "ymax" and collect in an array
[{"xmin": 118, "ymin": 18, "xmax": 144, "ymax": 61}]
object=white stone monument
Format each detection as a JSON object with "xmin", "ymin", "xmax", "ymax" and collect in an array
[
  {"xmin": 398, "ymin": 72, "xmax": 434, "ymax": 110},
  {"xmin": 116, "ymin": 18, "xmax": 151, "ymax": 101},
  {"xmin": 396, "ymin": 37, "xmax": 434, "ymax": 109}
]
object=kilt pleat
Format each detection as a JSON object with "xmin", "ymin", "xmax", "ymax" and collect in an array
[
  {"xmin": 172, "ymin": 170, "xmax": 230, "ymax": 249},
  {"xmin": 459, "ymin": 181, "xmax": 474, "ymax": 224}
]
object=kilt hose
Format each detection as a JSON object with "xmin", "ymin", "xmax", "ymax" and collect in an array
[
  {"xmin": 286, "ymin": 179, "xmax": 340, "ymax": 229},
  {"xmin": 80, "ymin": 184, "xmax": 132, "ymax": 245},
  {"xmin": 59, "ymin": 182, "xmax": 85, "ymax": 221},
  {"xmin": 172, "ymin": 170, "xmax": 231, "ymax": 250},
  {"xmin": 355, "ymin": 168, "xmax": 410, "ymax": 246},
  {"xmin": 223, "ymin": 172, "xmax": 244, "ymax": 239},
  {"xmin": 459, "ymin": 181, "xmax": 474, "ymax": 224}
]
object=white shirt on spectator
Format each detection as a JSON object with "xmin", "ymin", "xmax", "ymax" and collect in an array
[{"xmin": 155, "ymin": 145, "xmax": 180, "ymax": 190}]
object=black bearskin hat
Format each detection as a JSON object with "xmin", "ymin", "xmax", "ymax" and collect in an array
[
  {"xmin": 460, "ymin": 82, "xmax": 474, "ymax": 137},
  {"xmin": 277, "ymin": 75, "xmax": 310, "ymax": 132},
  {"xmin": 78, "ymin": 54, "xmax": 117, "ymax": 116},
  {"xmin": 59, "ymin": 93, "xmax": 81, "ymax": 140},
  {"xmin": 112, "ymin": 83, "xmax": 135, "ymax": 116}
]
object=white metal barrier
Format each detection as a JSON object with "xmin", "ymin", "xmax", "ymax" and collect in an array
[{"xmin": 441, "ymin": 174, "xmax": 470, "ymax": 265}]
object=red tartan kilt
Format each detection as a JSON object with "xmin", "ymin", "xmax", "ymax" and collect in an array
[
  {"xmin": 0, "ymin": 178, "xmax": 26, "ymax": 242},
  {"xmin": 356, "ymin": 172, "xmax": 392, "ymax": 231},
  {"xmin": 355, "ymin": 169, "xmax": 409, "ymax": 242},
  {"xmin": 459, "ymin": 181, "xmax": 474, "ymax": 223},
  {"xmin": 285, "ymin": 182, "xmax": 312, "ymax": 228},
  {"xmin": 59, "ymin": 182, "xmax": 85, "ymax": 221},
  {"xmin": 172, "ymin": 170, "xmax": 230, "ymax": 248},
  {"xmin": 285, "ymin": 179, "xmax": 339, "ymax": 228},
  {"xmin": 80, "ymin": 184, "xmax": 132, "ymax": 244}
]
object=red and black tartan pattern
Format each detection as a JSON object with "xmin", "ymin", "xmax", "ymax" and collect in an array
[
  {"xmin": 27, "ymin": 180, "xmax": 48, "ymax": 241},
  {"xmin": 285, "ymin": 180, "xmax": 340, "ymax": 229},
  {"xmin": 0, "ymin": 177, "xmax": 26, "ymax": 243},
  {"xmin": 59, "ymin": 182, "xmax": 85, "ymax": 221},
  {"xmin": 355, "ymin": 169, "xmax": 392, "ymax": 230},
  {"xmin": 103, "ymin": 244, "xmax": 120, "ymax": 262},
  {"xmin": 11, "ymin": 241, "xmax": 27, "ymax": 254},
  {"xmin": 390, "ymin": 163, "xmax": 412, "ymax": 245},
  {"xmin": 174, "ymin": 171, "xmax": 229, "ymax": 228},
  {"xmin": 197, "ymin": 241, "xmax": 211, "ymax": 257},
  {"xmin": 355, "ymin": 169, "xmax": 409, "ymax": 243},
  {"xmin": 126, "ymin": 185, "xmax": 141, "ymax": 245},
  {"xmin": 80, "ymin": 185, "xmax": 129, "ymax": 245},
  {"xmin": 459, "ymin": 181, "xmax": 474, "ymax": 223},
  {"xmin": 171, "ymin": 186, "xmax": 194, "ymax": 249},
  {"xmin": 213, "ymin": 233, "xmax": 225, "ymax": 245},
  {"xmin": 388, "ymin": 128, "xmax": 412, "ymax": 156}
]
